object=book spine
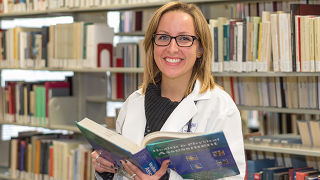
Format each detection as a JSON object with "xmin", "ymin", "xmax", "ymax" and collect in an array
[{"xmin": 132, "ymin": 148, "xmax": 160, "ymax": 176}]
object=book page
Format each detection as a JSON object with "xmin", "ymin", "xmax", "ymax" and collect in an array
[
  {"xmin": 76, "ymin": 118, "xmax": 141, "ymax": 153},
  {"xmin": 142, "ymin": 131, "xmax": 203, "ymax": 147}
]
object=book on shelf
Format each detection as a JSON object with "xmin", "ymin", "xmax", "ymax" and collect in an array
[{"xmin": 75, "ymin": 117, "xmax": 240, "ymax": 179}]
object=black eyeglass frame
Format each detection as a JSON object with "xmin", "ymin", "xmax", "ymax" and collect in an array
[{"xmin": 152, "ymin": 34, "xmax": 198, "ymax": 47}]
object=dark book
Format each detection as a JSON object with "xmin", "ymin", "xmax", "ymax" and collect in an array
[
  {"xmin": 41, "ymin": 26, "xmax": 49, "ymax": 65},
  {"xmin": 135, "ymin": 11, "xmax": 143, "ymax": 31},
  {"xmin": 262, "ymin": 166, "xmax": 291, "ymax": 180},
  {"xmin": 273, "ymin": 171, "xmax": 288, "ymax": 180},
  {"xmin": 247, "ymin": 159, "xmax": 276, "ymax": 180}
]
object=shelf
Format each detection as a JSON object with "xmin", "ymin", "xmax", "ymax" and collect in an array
[
  {"xmin": 244, "ymin": 142, "xmax": 320, "ymax": 157},
  {"xmin": 0, "ymin": 121, "xmax": 49, "ymax": 128},
  {"xmin": 87, "ymin": 96, "xmax": 107, "ymax": 103},
  {"xmin": 0, "ymin": 0, "xmax": 278, "ymax": 18},
  {"xmin": 115, "ymin": 32, "xmax": 145, "ymax": 36},
  {"xmin": 49, "ymin": 124, "xmax": 80, "ymax": 133},
  {"xmin": 0, "ymin": 168, "xmax": 14, "ymax": 180},
  {"xmin": 0, "ymin": 67, "xmax": 144, "ymax": 73},
  {"xmin": 212, "ymin": 72, "xmax": 320, "ymax": 77},
  {"xmin": 237, "ymin": 105, "xmax": 320, "ymax": 114}
]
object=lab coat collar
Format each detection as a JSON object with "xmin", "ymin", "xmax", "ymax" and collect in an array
[{"xmin": 160, "ymin": 80, "xmax": 211, "ymax": 132}]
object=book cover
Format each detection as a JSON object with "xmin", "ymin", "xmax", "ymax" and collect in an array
[{"xmin": 75, "ymin": 118, "xmax": 240, "ymax": 179}]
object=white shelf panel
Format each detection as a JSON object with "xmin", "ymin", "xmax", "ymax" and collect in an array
[
  {"xmin": 115, "ymin": 32, "xmax": 145, "ymax": 36},
  {"xmin": 213, "ymin": 72, "xmax": 320, "ymax": 77},
  {"xmin": 244, "ymin": 142, "xmax": 320, "ymax": 157},
  {"xmin": 49, "ymin": 124, "xmax": 80, "ymax": 133},
  {"xmin": 0, "ymin": 121, "xmax": 50, "ymax": 128},
  {"xmin": 0, "ymin": 168, "xmax": 14, "ymax": 180},
  {"xmin": 0, "ymin": 67, "xmax": 144, "ymax": 73},
  {"xmin": 237, "ymin": 105, "xmax": 320, "ymax": 114}
]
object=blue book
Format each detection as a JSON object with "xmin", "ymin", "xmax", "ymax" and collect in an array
[
  {"xmin": 247, "ymin": 159, "xmax": 276, "ymax": 180},
  {"xmin": 76, "ymin": 118, "xmax": 240, "ymax": 179}
]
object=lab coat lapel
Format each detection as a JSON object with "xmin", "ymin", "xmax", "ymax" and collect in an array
[
  {"xmin": 160, "ymin": 95, "xmax": 197, "ymax": 132},
  {"xmin": 121, "ymin": 93, "xmax": 146, "ymax": 145}
]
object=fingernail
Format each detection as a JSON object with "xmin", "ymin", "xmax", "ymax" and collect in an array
[{"xmin": 111, "ymin": 165, "xmax": 114, "ymax": 168}]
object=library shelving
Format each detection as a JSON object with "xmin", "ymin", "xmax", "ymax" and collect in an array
[{"xmin": 1, "ymin": 0, "xmax": 320, "ymax": 179}]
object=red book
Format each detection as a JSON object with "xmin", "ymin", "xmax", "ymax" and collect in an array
[
  {"xmin": 44, "ymin": 81, "xmax": 70, "ymax": 117},
  {"xmin": 254, "ymin": 172, "xmax": 262, "ymax": 180},
  {"xmin": 289, "ymin": 167, "xmax": 312, "ymax": 180},
  {"xmin": 49, "ymin": 146, "xmax": 54, "ymax": 177},
  {"xmin": 229, "ymin": 77, "xmax": 235, "ymax": 102},
  {"xmin": 297, "ymin": 16, "xmax": 301, "ymax": 72},
  {"xmin": 97, "ymin": 43, "xmax": 113, "ymax": 67},
  {"xmin": 7, "ymin": 82, "xmax": 16, "ymax": 115},
  {"xmin": 296, "ymin": 170, "xmax": 318, "ymax": 180},
  {"xmin": 83, "ymin": 151, "xmax": 88, "ymax": 180},
  {"xmin": 116, "ymin": 58, "xmax": 124, "ymax": 99}
]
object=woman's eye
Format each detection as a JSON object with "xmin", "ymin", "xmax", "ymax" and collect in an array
[
  {"xmin": 158, "ymin": 35, "xmax": 169, "ymax": 40},
  {"xmin": 179, "ymin": 36, "xmax": 192, "ymax": 41}
]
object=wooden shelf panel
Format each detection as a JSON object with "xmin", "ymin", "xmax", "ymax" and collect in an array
[
  {"xmin": 237, "ymin": 105, "xmax": 320, "ymax": 114},
  {"xmin": 244, "ymin": 142, "xmax": 320, "ymax": 157}
]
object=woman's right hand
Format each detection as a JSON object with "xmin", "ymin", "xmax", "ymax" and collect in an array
[{"xmin": 91, "ymin": 150, "xmax": 118, "ymax": 173}]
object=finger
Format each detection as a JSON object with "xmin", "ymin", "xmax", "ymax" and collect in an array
[
  {"xmin": 98, "ymin": 156, "xmax": 117, "ymax": 169},
  {"xmin": 123, "ymin": 160, "xmax": 145, "ymax": 178},
  {"xmin": 121, "ymin": 160, "xmax": 134, "ymax": 175},
  {"xmin": 90, "ymin": 151, "xmax": 99, "ymax": 159},
  {"xmin": 153, "ymin": 160, "xmax": 170, "ymax": 178},
  {"xmin": 94, "ymin": 161, "xmax": 117, "ymax": 173}
]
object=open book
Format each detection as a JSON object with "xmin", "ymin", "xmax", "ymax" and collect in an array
[{"xmin": 75, "ymin": 117, "xmax": 239, "ymax": 179}]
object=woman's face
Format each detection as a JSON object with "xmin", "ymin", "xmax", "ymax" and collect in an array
[{"xmin": 153, "ymin": 10, "xmax": 200, "ymax": 82}]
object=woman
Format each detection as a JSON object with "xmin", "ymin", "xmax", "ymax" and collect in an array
[{"xmin": 92, "ymin": 1, "xmax": 246, "ymax": 179}]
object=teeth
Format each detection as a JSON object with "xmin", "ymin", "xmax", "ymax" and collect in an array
[{"xmin": 165, "ymin": 58, "xmax": 181, "ymax": 63}]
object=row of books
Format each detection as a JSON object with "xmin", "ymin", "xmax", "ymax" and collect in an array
[
  {"xmin": 256, "ymin": 112, "xmax": 299, "ymax": 135},
  {"xmin": 108, "ymin": 42, "xmax": 144, "ymax": 99},
  {"xmin": 216, "ymin": 76, "xmax": 320, "ymax": 109},
  {"xmin": 246, "ymin": 134, "xmax": 320, "ymax": 173},
  {"xmin": 0, "ymin": 79, "xmax": 72, "ymax": 126},
  {"xmin": 0, "ymin": 0, "xmax": 316, "ymax": 16},
  {"xmin": 0, "ymin": 0, "xmax": 163, "ymax": 13},
  {"xmin": 9, "ymin": 131, "xmax": 95, "ymax": 180},
  {"xmin": 119, "ymin": 9, "xmax": 154, "ymax": 33},
  {"xmin": 0, "ymin": 23, "xmax": 114, "ymax": 69},
  {"xmin": 210, "ymin": 5, "xmax": 320, "ymax": 73},
  {"xmin": 247, "ymin": 159, "xmax": 320, "ymax": 180}
]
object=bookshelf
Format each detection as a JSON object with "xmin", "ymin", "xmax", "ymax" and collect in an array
[
  {"xmin": 244, "ymin": 142, "xmax": 320, "ymax": 157},
  {"xmin": 1, "ymin": 0, "xmax": 320, "ymax": 179}
]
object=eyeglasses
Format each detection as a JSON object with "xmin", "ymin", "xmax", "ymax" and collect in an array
[{"xmin": 152, "ymin": 34, "xmax": 198, "ymax": 47}]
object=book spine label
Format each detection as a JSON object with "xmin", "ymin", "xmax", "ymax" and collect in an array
[{"xmin": 133, "ymin": 148, "xmax": 160, "ymax": 176}]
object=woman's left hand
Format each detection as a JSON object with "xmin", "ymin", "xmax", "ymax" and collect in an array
[{"xmin": 121, "ymin": 159, "xmax": 170, "ymax": 180}]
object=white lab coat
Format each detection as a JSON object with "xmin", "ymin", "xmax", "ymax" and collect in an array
[{"xmin": 113, "ymin": 80, "xmax": 246, "ymax": 180}]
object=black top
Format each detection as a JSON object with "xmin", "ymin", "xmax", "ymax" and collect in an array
[{"xmin": 144, "ymin": 83, "xmax": 180, "ymax": 136}]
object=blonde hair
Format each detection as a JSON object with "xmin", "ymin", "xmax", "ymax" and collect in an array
[{"xmin": 141, "ymin": 1, "xmax": 215, "ymax": 95}]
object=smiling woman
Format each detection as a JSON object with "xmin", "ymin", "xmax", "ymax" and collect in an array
[{"xmin": 92, "ymin": 1, "xmax": 246, "ymax": 180}]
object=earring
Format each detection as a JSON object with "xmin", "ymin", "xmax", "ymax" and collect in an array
[{"xmin": 197, "ymin": 52, "xmax": 202, "ymax": 58}]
